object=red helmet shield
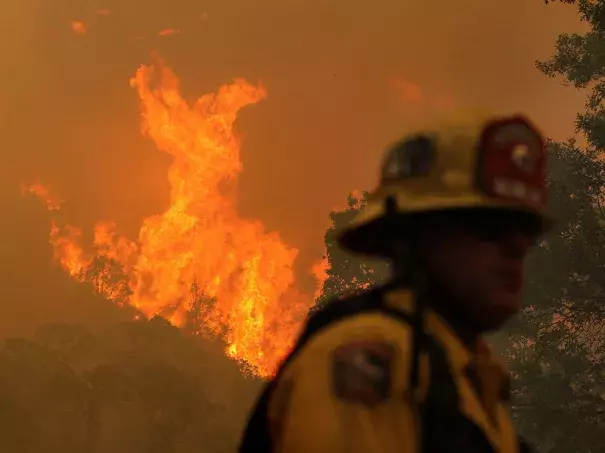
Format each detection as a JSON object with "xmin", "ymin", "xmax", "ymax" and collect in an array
[{"xmin": 476, "ymin": 116, "xmax": 547, "ymax": 209}]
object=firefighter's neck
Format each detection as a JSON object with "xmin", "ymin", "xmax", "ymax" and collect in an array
[
  {"xmin": 428, "ymin": 292, "xmax": 482, "ymax": 349},
  {"xmin": 391, "ymin": 276, "xmax": 481, "ymax": 349},
  {"xmin": 390, "ymin": 255, "xmax": 482, "ymax": 349}
]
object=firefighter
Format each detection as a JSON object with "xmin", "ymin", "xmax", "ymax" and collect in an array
[{"xmin": 238, "ymin": 111, "xmax": 550, "ymax": 453}]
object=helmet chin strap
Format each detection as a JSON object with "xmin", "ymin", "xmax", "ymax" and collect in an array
[
  {"xmin": 383, "ymin": 195, "xmax": 428, "ymax": 291},
  {"xmin": 384, "ymin": 195, "xmax": 428, "ymax": 392},
  {"xmin": 382, "ymin": 199, "xmax": 481, "ymax": 381}
]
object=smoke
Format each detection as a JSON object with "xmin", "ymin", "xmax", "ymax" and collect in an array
[{"xmin": 0, "ymin": 0, "xmax": 586, "ymax": 336}]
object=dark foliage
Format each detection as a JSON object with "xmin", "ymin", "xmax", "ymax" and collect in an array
[{"xmin": 0, "ymin": 318, "xmax": 262, "ymax": 453}]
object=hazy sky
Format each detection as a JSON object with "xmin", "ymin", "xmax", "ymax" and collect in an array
[{"xmin": 0, "ymin": 0, "xmax": 588, "ymax": 335}]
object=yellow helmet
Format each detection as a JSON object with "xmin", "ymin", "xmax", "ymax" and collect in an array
[{"xmin": 337, "ymin": 111, "xmax": 552, "ymax": 256}]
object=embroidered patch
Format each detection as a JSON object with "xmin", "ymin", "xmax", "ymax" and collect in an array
[{"xmin": 332, "ymin": 341, "xmax": 394, "ymax": 406}]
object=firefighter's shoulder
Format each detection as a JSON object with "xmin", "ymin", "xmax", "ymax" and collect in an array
[
  {"xmin": 287, "ymin": 288, "xmax": 419, "ymax": 405},
  {"xmin": 265, "ymin": 290, "xmax": 423, "ymax": 453}
]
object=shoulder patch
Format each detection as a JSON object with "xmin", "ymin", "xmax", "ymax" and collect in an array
[{"xmin": 331, "ymin": 341, "xmax": 394, "ymax": 406}]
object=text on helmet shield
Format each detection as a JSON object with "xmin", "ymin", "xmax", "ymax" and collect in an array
[{"xmin": 476, "ymin": 117, "xmax": 547, "ymax": 207}]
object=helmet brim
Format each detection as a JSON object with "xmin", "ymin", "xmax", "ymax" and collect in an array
[{"xmin": 337, "ymin": 194, "xmax": 553, "ymax": 257}]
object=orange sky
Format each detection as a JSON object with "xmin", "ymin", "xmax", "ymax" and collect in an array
[{"xmin": 0, "ymin": 0, "xmax": 588, "ymax": 336}]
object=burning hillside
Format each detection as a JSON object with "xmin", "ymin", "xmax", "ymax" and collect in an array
[{"xmin": 24, "ymin": 55, "xmax": 324, "ymax": 377}]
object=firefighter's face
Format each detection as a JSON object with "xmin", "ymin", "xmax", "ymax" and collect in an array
[{"xmin": 415, "ymin": 210, "xmax": 540, "ymax": 331}]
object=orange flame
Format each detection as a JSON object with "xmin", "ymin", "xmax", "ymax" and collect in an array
[
  {"xmin": 158, "ymin": 28, "xmax": 179, "ymax": 37},
  {"xmin": 28, "ymin": 55, "xmax": 316, "ymax": 377},
  {"xmin": 22, "ymin": 182, "xmax": 63, "ymax": 211},
  {"xmin": 311, "ymin": 255, "xmax": 329, "ymax": 300},
  {"xmin": 70, "ymin": 21, "xmax": 87, "ymax": 35},
  {"xmin": 390, "ymin": 77, "xmax": 423, "ymax": 103},
  {"xmin": 390, "ymin": 76, "xmax": 455, "ymax": 110},
  {"xmin": 49, "ymin": 221, "xmax": 90, "ymax": 278}
]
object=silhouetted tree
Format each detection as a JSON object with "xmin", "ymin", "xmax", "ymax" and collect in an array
[
  {"xmin": 539, "ymin": 0, "xmax": 605, "ymax": 151},
  {"xmin": 314, "ymin": 192, "xmax": 389, "ymax": 308},
  {"xmin": 506, "ymin": 2, "xmax": 605, "ymax": 449},
  {"xmin": 83, "ymin": 256, "xmax": 133, "ymax": 306}
]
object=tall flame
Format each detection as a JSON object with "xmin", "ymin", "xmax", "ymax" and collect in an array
[{"xmin": 25, "ymin": 55, "xmax": 323, "ymax": 377}]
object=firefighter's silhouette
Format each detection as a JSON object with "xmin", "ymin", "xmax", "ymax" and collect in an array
[{"xmin": 238, "ymin": 111, "xmax": 551, "ymax": 453}]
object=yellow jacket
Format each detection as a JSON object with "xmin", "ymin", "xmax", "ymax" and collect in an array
[{"xmin": 262, "ymin": 287, "xmax": 523, "ymax": 453}]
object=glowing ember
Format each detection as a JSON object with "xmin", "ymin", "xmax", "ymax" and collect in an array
[
  {"xmin": 158, "ymin": 28, "xmax": 180, "ymax": 37},
  {"xmin": 311, "ymin": 254, "xmax": 329, "ymax": 300},
  {"xmin": 390, "ymin": 76, "xmax": 423, "ymax": 103},
  {"xmin": 70, "ymin": 21, "xmax": 87, "ymax": 35},
  {"xmin": 21, "ymin": 182, "xmax": 63, "ymax": 210},
  {"xmin": 24, "ymin": 55, "xmax": 319, "ymax": 377}
]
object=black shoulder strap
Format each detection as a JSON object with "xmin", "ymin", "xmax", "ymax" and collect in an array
[{"xmin": 299, "ymin": 288, "xmax": 384, "ymax": 343}]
